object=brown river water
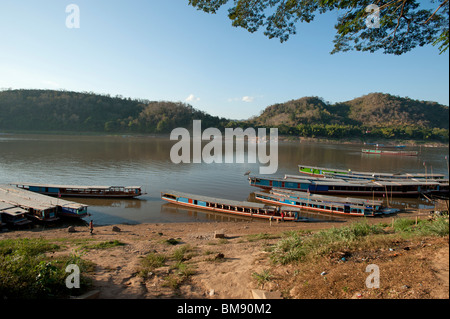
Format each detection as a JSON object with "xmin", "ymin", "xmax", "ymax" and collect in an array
[{"xmin": 0, "ymin": 134, "xmax": 448, "ymax": 225}]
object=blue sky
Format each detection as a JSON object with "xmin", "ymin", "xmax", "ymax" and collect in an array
[{"xmin": 0, "ymin": 0, "xmax": 448, "ymax": 120}]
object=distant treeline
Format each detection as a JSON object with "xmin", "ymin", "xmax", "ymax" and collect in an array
[
  {"xmin": 272, "ymin": 123, "xmax": 448, "ymax": 141},
  {"xmin": 0, "ymin": 89, "xmax": 448, "ymax": 142}
]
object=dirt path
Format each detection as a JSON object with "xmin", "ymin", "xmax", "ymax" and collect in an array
[{"xmin": 429, "ymin": 246, "xmax": 449, "ymax": 299}]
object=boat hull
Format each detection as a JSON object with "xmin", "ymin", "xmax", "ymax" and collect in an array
[{"xmin": 12, "ymin": 183, "xmax": 143, "ymax": 199}]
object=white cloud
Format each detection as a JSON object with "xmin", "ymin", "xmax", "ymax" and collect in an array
[
  {"xmin": 242, "ymin": 96, "xmax": 254, "ymax": 103},
  {"xmin": 185, "ymin": 94, "xmax": 200, "ymax": 102}
]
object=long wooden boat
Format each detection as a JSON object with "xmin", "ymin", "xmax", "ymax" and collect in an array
[
  {"xmin": 248, "ymin": 175, "xmax": 449, "ymax": 197},
  {"xmin": 0, "ymin": 202, "xmax": 33, "ymax": 227},
  {"xmin": 12, "ymin": 183, "xmax": 144, "ymax": 199},
  {"xmin": 255, "ymin": 188, "xmax": 398, "ymax": 217},
  {"xmin": 298, "ymin": 164, "xmax": 446, "ymax": 180},
  {"xmin": 363, "ymin": 143, "xmax": 406, "ymax": 148},
  {"xmin": 1, "ymin": 185, "xmax": 59, "ymax": 222},
  {"xmin": 0, "ymin": 185, "xmax": 88, "ymax": 220},
  {"xmin": 161, "ymin": 190, "xmax": 308, "ymax": 221},
  {"xmin": 362, "ymin": 148, "xmax": 418, "ymax": 156}
]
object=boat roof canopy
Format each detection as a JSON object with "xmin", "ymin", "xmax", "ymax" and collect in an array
[
  {"xmin": 255, "ymin": 192, "xmax": 373, "ymax": 209},
  {"xmin": 1, "ymin": 185, "xmax": 87, "ymax": 211},
  {"xmin": 162, "ymin": 190, "xmax": 272, "ymax": 210},
  {"xmin": 270, "ymin": 188, "xmax": 383, "ymax": 205},
  {"xmin": 251, "ymin": 175, "xmax": 444, "ymax": 187}
]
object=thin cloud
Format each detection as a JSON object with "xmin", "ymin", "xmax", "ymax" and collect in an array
[
  {"xmin": 185, "ymin": 94, "xmax": 200, "ymax": 102},
  {"xmin": 242, "ymin": 96, "xmax": 254, "ymax": 102},
  {"xmin": 228, "ymin": 96, "xmax": 256, "ymax": 103}
]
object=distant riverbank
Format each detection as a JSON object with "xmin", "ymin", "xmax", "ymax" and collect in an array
[
  {"xmin": 1, "ymin": 130, "xmax": 448, "ymax": 148},
  {"xmin": 278, "ymin": 135, "xmax": 449, "ymax": 148}
]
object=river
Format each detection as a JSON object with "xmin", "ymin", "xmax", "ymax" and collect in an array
[{"xmin": 0, "ymin": 134, "xmax": 448, "ymax": 225}]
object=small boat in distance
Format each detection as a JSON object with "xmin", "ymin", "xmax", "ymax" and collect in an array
[
  {"xmin": 12, "ymin": 183, "xmax": 145, "ymax": 199},
  {"xmin": 361, "ymin": 148, "xmax": 418, "ymax": 156},
  {"xmin": 161, "ymin": 190, "xmax": 308, "ymax": 221}
]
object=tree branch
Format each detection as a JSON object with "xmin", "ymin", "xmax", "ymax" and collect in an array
[{"xmin": 422, "ymin": 0, "xmax": 448, "ymax": 24}]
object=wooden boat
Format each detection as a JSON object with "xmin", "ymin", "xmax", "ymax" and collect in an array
[
  {"xmin": 254, "ymin": 188, "xmax": 398, "ymax": 217},
  {"xmin": 0, "ymin": 185, "xmax": 89, "ymax": 221},
  {"xmin": 160, "ymin": 190, "xmax": 308, "ymax": 221},
  {"xmin": 0, "ymin": 186, "xmax": 59, "ymax": 222},
  {"xmin": 248, "ymin": 175, "xmax": 449, "ymax": 197},
  {"xmin": 362, "ymin": 148, "xmax": 418, "ymax": 156},
  {"xmin": 0, "ymin": 202, "xmax": 32, "ymax": 227},
  {"xmin": 12, "ymin": 183, "xmax": 144, "ymax": 199},
  {"xmin": 298, "ymin": 164, "xmax": 446, "ymax": 180}
]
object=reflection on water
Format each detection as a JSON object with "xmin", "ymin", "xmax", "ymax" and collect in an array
[{"xmin": 0, "ymin": 134, "xmax": 448, "ymax": 225}]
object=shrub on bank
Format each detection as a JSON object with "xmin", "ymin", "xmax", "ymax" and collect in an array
[
  {"xmin": 0, "ymin": 238, "xmax": 93, "ymax": 299},
  {"xmin": 270, "ymin": 217, "xmax": 449, "ymax": 265}
]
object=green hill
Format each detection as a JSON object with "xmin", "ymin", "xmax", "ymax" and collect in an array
[
  {"xmin": 0, "ymin": 89, "xmax": 228, "ymax": 134},
  {"xmin": 247, "ymin": 93, "xmax": 448, "ymax": 141},
  {"xmin": 0, "ymin": 89, "xmax": 448, "ymax": 141},
  {"xmin": 250, "ymin": 93, "xmax": 449, "ymax": 129}
]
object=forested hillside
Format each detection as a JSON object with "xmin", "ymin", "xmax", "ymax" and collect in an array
[
  {"xmin": 0, "ymin": 89, "xmax": 228, "ymax": 133},
  {"xmin": 0, "ymin": 89, "xmax": 448, "ymax": 141},
  {"xmin": 246, "ymin": 93, "xmax": 449, "ymax": 141}
]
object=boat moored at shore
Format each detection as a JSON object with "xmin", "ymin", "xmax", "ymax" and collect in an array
[
  {"xmin": 1, "ymin": 185, "xmax": 88, "ymax": 221},
  {"xmin": 254, "ymin": 188, "xmax": 398, "ymax": 217},
  {"xmin": 0, "ymin": 202, "xmax": 33, "ymax": 227},
  {"xmin": 248, "ymin": 174, "xmax": 449, "ymax": 197},
  {"xmin": 298, "ymin": 164, "xmax": 446, "ymax": 180},
  {"xmin": 12, "ymin": 183, "xmax": 144, "ymax": 199},
  {"xmin": 161, "ymin": 190, "xmax": 308, "ymax": 221}
]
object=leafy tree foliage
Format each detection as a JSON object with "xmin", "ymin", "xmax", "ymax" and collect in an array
[{"xmin": 188, "ymin": 0, "xmax": 449, "ymax": 55}]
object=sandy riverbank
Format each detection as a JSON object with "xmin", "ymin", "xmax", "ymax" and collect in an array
[{"xmin": 1, "ymin": 215, "xmax": 448, "ymax": 300}]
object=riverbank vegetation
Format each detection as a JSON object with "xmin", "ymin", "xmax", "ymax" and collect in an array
[{"xmin": 270, "ymin": 216, "xmax": 449, "ymax": 266}]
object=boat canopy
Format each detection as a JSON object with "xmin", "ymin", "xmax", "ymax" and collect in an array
[{"xmin": 162, "ymin": 190, "xmax": 272, "ymax": 210}]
